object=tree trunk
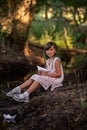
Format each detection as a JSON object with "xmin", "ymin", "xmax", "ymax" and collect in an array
[{"xmin": 9, "ymin": 0, "xmax": 36, "ymax": 52}]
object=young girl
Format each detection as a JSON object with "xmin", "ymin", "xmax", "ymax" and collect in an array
[{"xmin": 6, "ymin": 42, "xmax": 64, "ymax": 102}]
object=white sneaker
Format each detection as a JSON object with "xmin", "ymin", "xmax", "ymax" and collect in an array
[
  {"xmin": 6, "ymin": 86, "xmax": 21, "ymax": 97},
  {"xmin": 13, "ymin": 92, "xmax": 29, "ymax": 103}
]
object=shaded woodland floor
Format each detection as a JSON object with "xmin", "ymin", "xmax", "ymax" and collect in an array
[
  {"xmin": 0, "ymin": 44, "xmax": 87, "ymax": 130},
  {"xmin": 0, "ymin": 83, "xmax": 87, "ymax": 130}
]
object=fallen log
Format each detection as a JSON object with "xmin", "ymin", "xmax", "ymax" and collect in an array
[{"xmin": 59, "ymin": 48, "xmax": 87, "ymax": 54}]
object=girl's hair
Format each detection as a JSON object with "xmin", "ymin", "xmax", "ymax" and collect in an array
[{"xmin": 44, "ymin": 41, "xmax": 58, "ymax": 59}]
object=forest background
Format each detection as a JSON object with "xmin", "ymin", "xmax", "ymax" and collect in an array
[
  {"xmin": 0, "ymin": 0, "xmax": 87, "ymax": 130},
  {"xmin": 0, "ymin": 0, "xmax": 87, "ymax": 70}
]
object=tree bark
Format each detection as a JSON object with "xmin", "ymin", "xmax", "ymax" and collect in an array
[{"xmin": 9, "ymin": 0, "xmax": 36, "ymax": 52}]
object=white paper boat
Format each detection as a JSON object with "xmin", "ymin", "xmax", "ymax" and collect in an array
[{"xmin": 3, "ymin": 114, "xmax": 16, "ymax": 123}]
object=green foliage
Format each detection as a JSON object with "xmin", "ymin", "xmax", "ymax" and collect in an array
[
  {"xmin": 38, "ymin": 30, "xmax": 52, "ymax": 45},
  {"xmin": 29, "ymin": 20, "xmax": 54, "ymax": 44},
  {"xmin": 73, "ymin": 31, "xmax": 87, "ymax": 50},
  {"xmin": 29, "ymin": 18, "xmax": 87, "ymax": 51},
  {"xmin": 28, "ymin": 19, "xmax": 76, "ymax": 49},
  {"xmin": 72, "ymin": 54, "xmax": 85, "ymax": 67}
]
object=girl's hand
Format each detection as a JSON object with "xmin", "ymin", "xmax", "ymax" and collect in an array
[
  {"xmin": 40, "ymin": 71, "xmax": 48, "ymax": 76},
  {"xmin": 38, "ymin": 70, "xmax": 48, "ymax": 76},
  {"xmin": 37, "ymin": 70, "xmax": 42, "ymax": 75}
]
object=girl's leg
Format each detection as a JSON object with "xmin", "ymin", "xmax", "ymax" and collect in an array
[
  {"xmin": 6, "ymin": 78, "xmax": 34, "ymax": 97},
  {"xmin": 26, "ymin": 80, "xmax": 40, "ymax": 94},
  {"xmin": 13, "ymin": 80, "xmax": 41, "ymax": 102},
  {"xmin": 19, "ymin": 78, "xmax": 34, "ymax": 89}
]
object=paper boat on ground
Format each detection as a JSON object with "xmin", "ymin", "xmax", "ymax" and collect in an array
[{"xmin": 3, "ymin": 114, "xmax": 16, "ymax": 123}]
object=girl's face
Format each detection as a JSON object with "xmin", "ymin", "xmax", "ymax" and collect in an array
[{"xmin": 46, "ymin": 45, "xmax": 56, "ymax": 58}]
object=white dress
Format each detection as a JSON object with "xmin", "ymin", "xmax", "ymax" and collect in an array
[{"xmin": 30, "ymin": 57, "xmax": 64, "ymax": 91}]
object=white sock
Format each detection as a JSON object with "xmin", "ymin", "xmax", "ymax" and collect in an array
[
  {"xmin": 15, "ymin": 86, "xmax": 21, "ymax": 92},
  {"xmin": 24, "ymin": 91, "xmax": 29, "ymax": 96},
  {"xmin": 20, "ymin": 91, "xmax": 29, "ymax": 98},
  {"xmin": 12, "ymin": 86, "xmax": 21, "ymax": 93}
]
